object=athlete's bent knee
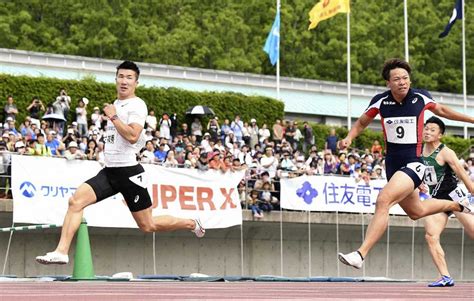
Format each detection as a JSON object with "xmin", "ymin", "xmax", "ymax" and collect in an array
[
  {"xmin": 68, "ymin": 196, "xmax": 86, "ymax": 212},
  {"xmin": 406, "ymin": 210, "xmax": 424, "ymax": 220},
  {"xmin": 138, "ymin": 223, "xmax": 155, "ymax": 233}
]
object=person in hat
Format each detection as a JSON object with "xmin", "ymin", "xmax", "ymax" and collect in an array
[
  {"xmin": 63, "ymin": 141, "xmax": 85, "ymax": 160},
  {"xmin": 208, "ymin": 150, "xmax": 227, "ymax": 172},
  {"xmin": 91, "ymin": 106, "xmax": 103, "ymax": 130},
  {"xmin": 37, "ymin": 60, "xmax": 205, "ymax": 266},
  {"xmin": 14, "ymin": 141, "xmax": 26, "ymax": 154},
  {"xmin": 249, "ymin": 118, "xmax": 259, "ymax": 150}
]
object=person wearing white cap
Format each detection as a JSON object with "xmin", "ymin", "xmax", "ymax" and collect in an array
[
  {"xmin": 14, "ymin": 141, "xmax": 26, "ymax": 154},
  {"xmin": 249, "ymin": 118, "xmax": 259, "ymax": 150},
  {"xmin": 63, "ymin": 141, "xmax": 85, "ymax": 160},
  {"xmin": 37, "ymin": 60, "xmax": 205, "ymax": 266},
  {"xmin": 91, "ymin": 106, "xmax": 103, "ymax": 130}
]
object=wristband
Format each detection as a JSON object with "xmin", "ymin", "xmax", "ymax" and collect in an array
[{"xmin": 110, "ymin": 114, "xmax": 119, "ymax": 122}]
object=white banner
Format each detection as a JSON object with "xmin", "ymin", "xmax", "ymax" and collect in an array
[
  {"xmin": 12, "ymin": 155, "xmax": 244, "ymax": 229},
  {"xmin": 280, "ymin": 175, "xmax": 406, "ymax": 215}
]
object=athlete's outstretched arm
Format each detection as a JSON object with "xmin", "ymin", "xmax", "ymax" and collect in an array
[
  {"xmin": 339, "ymin": 113, "xmax": 374, "ymax": 150},
  {"xmin": 431, "ymin": 103, "xmax": 474, "ymax": 124},
  {"xmin": 443, "ymin": 147, "xmax": 474, "ymax": 194}
]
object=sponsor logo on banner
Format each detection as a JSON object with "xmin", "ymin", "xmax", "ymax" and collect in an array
[
  {"xmin": 19, "ymin": 181, "xmax": 36, "ymax": 198},
  {"xmin": 281, "ymin": 175, "xmax": 405, "ymax": 215}
]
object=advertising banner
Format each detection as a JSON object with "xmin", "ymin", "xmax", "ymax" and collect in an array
[{"xmin": 12, "ymin": 155, "xmax": 244, "ymax": 229}]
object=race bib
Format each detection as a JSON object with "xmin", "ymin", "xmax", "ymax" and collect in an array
[
  {"xmin": 424, "ymin": 166, "xmax": 437, "ymax": 185},
  {"xmin": 104, "ymin": 126, "xmax": 117, "ymax": 145},
  {"xmin": 406, "ymin": 162, "xmax": 426, "ymax": 181},
  {"xmin": 384, "ymin": 116, "xmax": 417, "ymax": 144},
  {"xmin": 448, "ymin": 186, "xmax": 467, "ymax": 202},
  {"xmin": 129, "ymin": 172, "xmax": 148, "ymax": 189}
]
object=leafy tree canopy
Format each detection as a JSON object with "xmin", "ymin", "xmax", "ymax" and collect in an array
[{"xmin": 0, "ymin": 0, "xmax": 472, "ymax": 94}]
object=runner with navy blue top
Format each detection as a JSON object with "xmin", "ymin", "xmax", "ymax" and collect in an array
[
  {"xmin": 421, "ymin": 116, "xmax": 474, "ymax": 287},
  {"xmin": 337, "ymin": 58, "xmax": 474, "ymax": 269},
  {"xmin": 36, "ymin": 61, "xmax": 205, "ymax": 265}
]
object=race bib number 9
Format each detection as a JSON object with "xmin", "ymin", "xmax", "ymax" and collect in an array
[{"xmin": 384, "ymin": 116, "xmax": 417, "ymax": 144}]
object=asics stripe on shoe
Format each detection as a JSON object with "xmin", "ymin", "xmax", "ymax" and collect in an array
[{"xmin": 428, "ymin": 275, "xmax": 454, "ymax": 287}]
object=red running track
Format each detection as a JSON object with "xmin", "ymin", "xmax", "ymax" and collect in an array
[{"xmin": 0, "ymin": 281, "xmax": 473, "ymax": 300}]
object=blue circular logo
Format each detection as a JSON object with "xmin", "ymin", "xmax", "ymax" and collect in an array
[{"xmin": 20, "ymin": 181, "xmax": 36, "ymax": 198}]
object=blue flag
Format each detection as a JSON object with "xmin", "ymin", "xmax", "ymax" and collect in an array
[
  {"xmin": 439, "ymin": 0, "xmax": 462, "ymax": 38},
  {"xmin": 263, "ymin": 10, "xmax": 280, "ymax": 66}
]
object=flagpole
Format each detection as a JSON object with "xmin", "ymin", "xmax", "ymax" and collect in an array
[
  {"xmin": 462, "ymin": 0, "xmax": 467, "ymax": 139},
  {"xmin": 346, "ymin": 8, "xmax": 351, "ymax": 129},
  {"xmin": 277, "ymin": 0, "xmax": 281, "ymax": 100},
  {"xmin": 404, "ymin": 0, "xmax": 409, "ymax": 62}
]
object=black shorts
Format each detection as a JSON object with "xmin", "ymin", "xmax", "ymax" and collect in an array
[
  {"xmin": 432, "ymin": 186, "xmax": 457, "ymax": 217},
  {"xmin": 85, "ymin": 164, "xmax": 152, "ymax": 212},
  {"xmin": 385, "ymin": 154, "xmax": 424, "ymax": 188}
]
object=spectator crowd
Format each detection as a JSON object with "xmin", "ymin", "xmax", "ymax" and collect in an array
[{"xmin": 1, "ymin": 92, "xmax": 473, "ymax": 218}]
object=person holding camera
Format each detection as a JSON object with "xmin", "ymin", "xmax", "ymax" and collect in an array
[
  {"xmin": 27, "ymin": 96, "xmax": 45, "ymax": 127},
  {"xmin": 53, "ymin": 88, "xmax": 71, "ymax": 134}
]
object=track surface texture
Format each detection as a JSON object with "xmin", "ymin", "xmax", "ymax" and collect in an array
[{"xmin": 0, "ymin": 281, "xmax": 473, "ymax": 300}]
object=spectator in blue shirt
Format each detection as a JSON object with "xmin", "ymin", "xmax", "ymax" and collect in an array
[
  {"xmin": 45, "ymin": 131, "xmax": 62, "ymax": 156},
  {"xmin": 154, "ymin": 143, "xmax": 167, "ymax": 162},
  {"xmin": 230, "ymin": 115, "xmax": 243, "ymax": 142}
]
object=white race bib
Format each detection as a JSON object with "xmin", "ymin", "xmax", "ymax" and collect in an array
[
  {"xmin": 424, "ymin": 166, "xmax": 437, "ymax": 186},
  {"xmin": 448, "ymin": 186, "xmax": 467, "ymax": 202},
  {"xmin": 129, "ymin": 172, "xmax": 148, "ymax": 189},
  {"xmin": 384, "ymin": 116, "xmax": 417, "ymax": 144},
  {"xmin": 406, "ymin": 162, "xmax": 426, "ymax": 181}
]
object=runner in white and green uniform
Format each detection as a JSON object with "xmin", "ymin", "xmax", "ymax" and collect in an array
[
  {"xmin": 423, "ymin": 144, "xmax": 459, "ymax": 211},
  {"xmin": 422, "ymin": 116, "xmax": 474, "ymax": 287}
]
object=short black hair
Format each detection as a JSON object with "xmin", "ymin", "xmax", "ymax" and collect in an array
[
  {"xmin": 116, "ymin": 60, "xmax": 140, "ymax": 79},
  {"xmin": 382, "ymin": 58, "xmax": 411, "ymax": 81},
  {"xmin": 425, "ymin": 116, "xmax": 446, "ymax": 134}
]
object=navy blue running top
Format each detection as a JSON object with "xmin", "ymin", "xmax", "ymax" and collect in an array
[{"xmin": 364, "ymin": 88, "xmax": 436, "ymax": 158}]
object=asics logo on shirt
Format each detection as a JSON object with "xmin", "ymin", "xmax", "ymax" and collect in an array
[
  {"xmin": 134, "ymin": 195, "xmax": 140, "ymax": 203},
  {"xmin": 412, "ymin": 98, "xmax": 418, "ymax": 104}
]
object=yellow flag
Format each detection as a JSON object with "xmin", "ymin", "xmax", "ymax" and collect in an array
[{"xmin": 308, "ymin": 0, "xmax": 350, "ymax": 30}]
